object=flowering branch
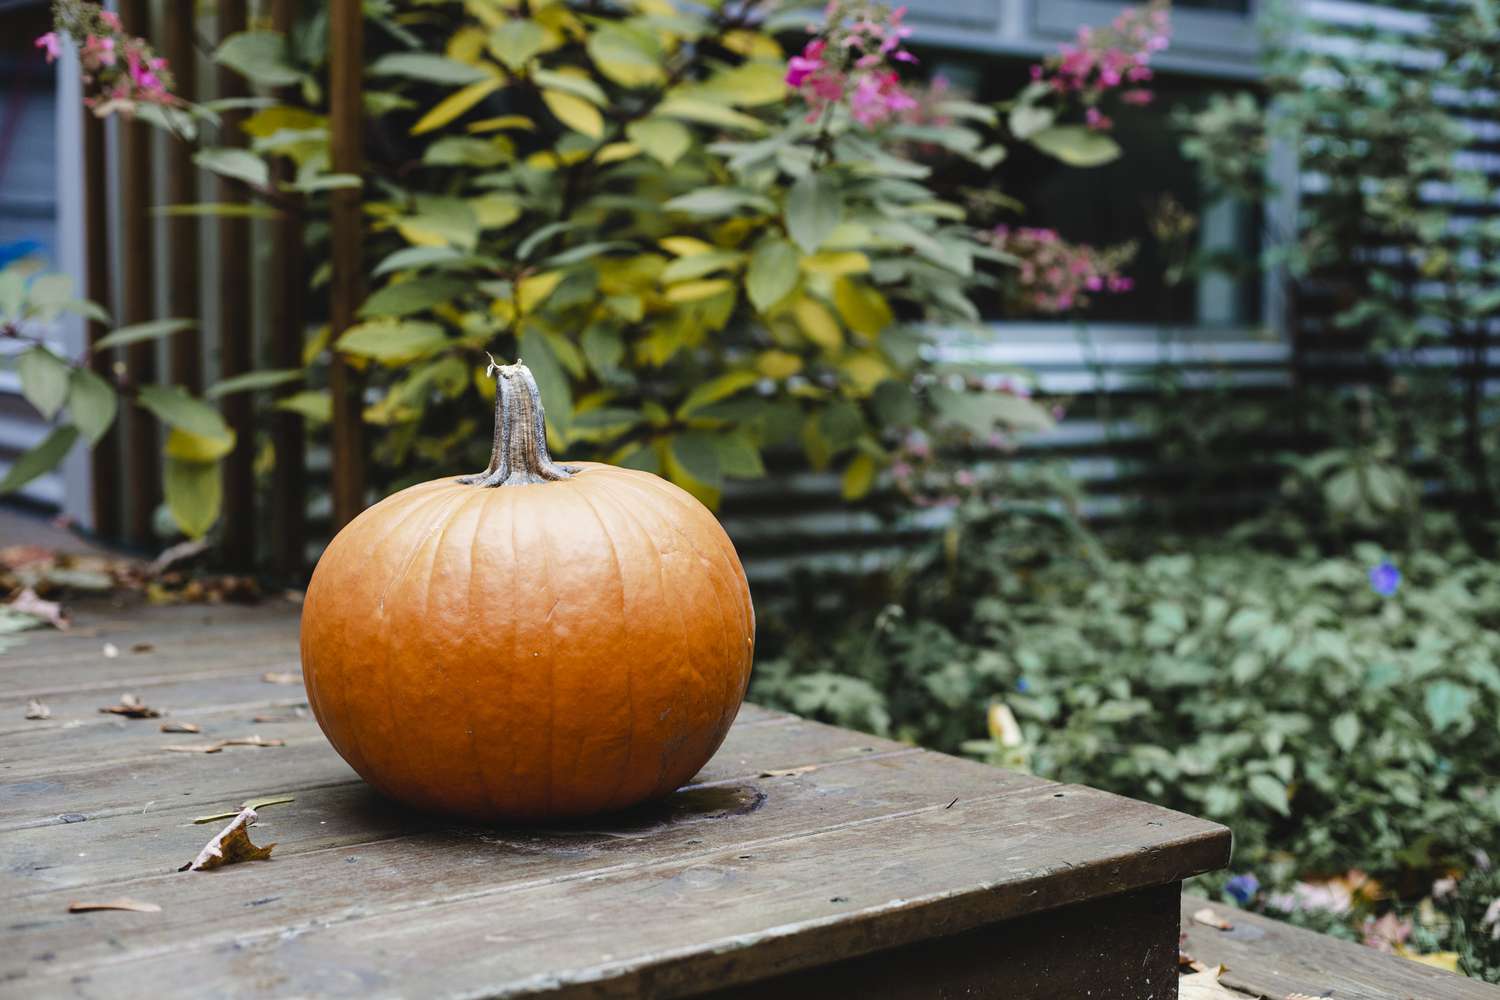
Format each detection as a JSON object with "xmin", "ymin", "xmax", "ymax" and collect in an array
[
  {"xmin": 40, "ymin": 0, "xmax": 178, "ymax": 117},
  {"xmin": 786, "ymin": 0, "xmax": 919, "ymax": 130},
  {"xmin": 1030, "ymin": 0, "xmax": 1171, "ymax": 131}
]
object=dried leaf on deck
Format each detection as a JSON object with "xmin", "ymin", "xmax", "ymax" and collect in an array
[
  {"xmin": 160, "ymin": 721, "xmax": 201, "ymax": 733},
  {"xmin": 164, "ymin": 734, "xmax": 284, "ymax": 754},
  {"xmin": 193, "ymin": 795, "xmax": 294, "ymax": 825},
  {"xmin": 261, "ymin": 671, "xmax": 301, "ymax": 685},
  {"xmin": 1192, "ymin": 906, "xmax": 1233, "ymax": 931},
  {"xmin": 180, "ymin": 807, "xmax": 276, "ymax": 872},
  {"xmin": 68, "ymin": 899, "xmax": 162, "ymax": 914},
  {"xmin": 131, "ymin": 641, "xmax": 155, "ymax": 653},
  {"xmin": 24, "ymin": 699, "xmax": 51, "ymax": 720},
  {"xmin": 163, "ymin": 743, "xmax": 224, "ymax": 754},
  {"xmin": 100, "ymin": 693, "xmax": 161, "ymax": 718},
  {"xmin": 8, "ymin": 587, "xmax": 68, "ymax": 630},
  {"xmin": 759, "ymin": 765, "xmax": 819, "ymax": 778}
]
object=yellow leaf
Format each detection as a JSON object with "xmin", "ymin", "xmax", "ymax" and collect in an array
[
  {"xmin": 395, "ymin": 222, "xmax": 450, "ymax": 248},
  {"xmin": 1397, "ymin": 948, "xmax": 1460, "ymax": 973},
  {"xmin": 802, "ymin": 251, "xmax": 870, "ymax": 277},
  {"xmin": 446, "ymin": 25, "xmax": 490, "ymax": 65},
  {"xmin": 841, "ymin": 453, "xmax": 877, "ymax": 500},
  {"xmin": 518, "ymin": 271, "xmax": 564, "ymax": 314},
  {"xmin": 722, "ymin": 30, "xmax": 783, "ymax": 59},
  {"xmin": 462, "ymin": 0, "xmax": 507, "ymax": 30},
  {"xmin": 792, "ymin": 296, "xmax": 843, "ymax": 351},
  {"xmin": 471, "ymin": 193, "xmax": 521, "ymax": 229},
  {"xmin": 709, "ymin": 61, "xmax": 786, "ymax": 106},
  {"xmin": 241, "ymin": 106, "xmax": 326, "ymax": 139},
  {"xmin": 411, "ymin": 77, "xmax": 504, "ymax": 136},
  {"xmin": 595, "ymin": 141, "xmax": 640, "ymax": 164},
  {"xmin": 164, "ymin": 426, "xmax": 236, "ymax": 463},
  {"xmin": 665, "ymin": 279, "xmax": 734, "ymax": 303},
  {"xmin": 542, "ymin": 89, "xmax": 604, "ymax": 139},
  {"xmin": 839, "ymin": 350, "xmax": 891, "ymax": 395},
  {"xmin": 659, "ymin": 236, "xmax": 715, "ymax": 257},
  {"xmin": 466, "ymin": 114, "xmax": 535, "ymax": 133},
  {"xmin": 756, "ymin": 349, "xmax": 802, "ymax": 379},
  {"xmin": 833, "ymin": 278, "xmax": 893, "ymax": 337}
]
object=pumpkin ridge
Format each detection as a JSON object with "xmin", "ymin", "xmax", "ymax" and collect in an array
[
  {"xmin": 378, "ymin": 488, "xmax": 476, "ymax": 805},
  {"xmin": 597, "ymin": 475, "xmax": 708, "ymax": 795},
  {"xmin": 449, "ymin": 487, "xmax": 501, "ymax": 816},
  {"xmin": 570, "ymin": 480, "xmax": 637, "ymax": 812},
  {"xmin": 603, "ymin": 473, "xmax": 746, "ymax": 752},
  {"xmin": 325, "ymin": 486, "xmax": 456, "ymax": 788}
]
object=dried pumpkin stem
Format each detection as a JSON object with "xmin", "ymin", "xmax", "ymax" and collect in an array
[{"xmin": 460, "ymin": 360, "xmax": 576, "ymax": 487}]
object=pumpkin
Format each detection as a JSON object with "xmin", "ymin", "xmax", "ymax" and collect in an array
[{"xmin": 300, "ymin": 360, "xmax": 755, "ymax": 822}]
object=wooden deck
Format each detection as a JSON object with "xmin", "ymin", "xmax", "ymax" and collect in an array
[{"xmin": 2, "ymin": 597, "xmax": 1231, "ymax": 998}]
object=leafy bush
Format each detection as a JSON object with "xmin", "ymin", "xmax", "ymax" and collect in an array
[{"xmin": 754, "ymin": 504, "xmax": 1500, "ymax": 979}]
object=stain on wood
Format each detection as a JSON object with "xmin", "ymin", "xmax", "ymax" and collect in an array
[{"xmin": 0, "ymin": 600, "xmax": 1231, "ymax": 998}]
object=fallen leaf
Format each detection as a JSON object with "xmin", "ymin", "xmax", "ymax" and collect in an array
[
  {"xmin": 164, "ymin": 734, "xmax": 284, "ymax": 755},
  {"xmin": 100, "ymin": 693, "xmax": 161, "ymax": 718},
  {"xmin": 758, "ymin": 765, "xmax": 819, "ymax": 778},
  {"xmin": 68, "ymin": 899, "xmax": 161, "ymax": 914},
  {"xmin": 8, "ymin": 588, "xmax": 68, "ymax": 629},
  {"xmin": 1178, "ymin": 949, "xmax": 1209, "ymax": 973},
  {"xmin": 148, "ymin": 537, "xmax": 209, "ymax": 577},
  {"xmin": 102, "ymin": 642, "xmax": 120, "ymax": 658},
  {"xmin": 1, "ymin": 544, "xmax": 55, "ymax": 570},
  {"xmin": 1193, "ymin": 906, "xmax": 1234, "ymax": 931},
  {"xmin": 1179, "ymin": 966, "xmax": 1245, "ymax": 1000},
  {"xmin": 179, "ymin": 807, "xmax": 276, "ymax": 872},
  {"xmin": 160, "ymin": 721, "xmax": 200, "ymax": 733},
  {"xmin": 131, "ymin": 641, "xmax": 154, "ymax": 653},
  {"xmin": 24, "ymin": 699, "xmax": 51, "ymax": 720},
  {"xmin": 261, "ymin": 671, "xmax": 301, "ymax": 685},
  {"xmin": 1397, "ymin": 947, "xmax": 1460, "ymax": 972},
  {"xmin": 192, "ymin": 794, "xmax": 295, "ymax": 825}
]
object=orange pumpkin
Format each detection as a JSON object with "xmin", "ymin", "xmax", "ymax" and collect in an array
[{"xmin": 301, "ymin": 361, "xmax": 755, "ymax": 822}]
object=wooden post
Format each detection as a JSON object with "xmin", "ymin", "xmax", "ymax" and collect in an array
[
  {"xmin": 161, "ymin": 0, "xmax": 200, "ymax": 393},
  {"xmin": 82, "ymin": 112, "xmax": 118, "ymax": 540},
  {"xmin": 119, "ymin": 0, "xmax": 158, "ymax": 546},
  {"xmin": 328, "ymin": 0, "xmax": 367, "ymax": 528},
  {"xmin": 217, "ymin": 0, "xmax": 255, "ymax": 566},
  {"xmin": 270, "ymin": 0, "xmax": 306, "ymax": 575}
]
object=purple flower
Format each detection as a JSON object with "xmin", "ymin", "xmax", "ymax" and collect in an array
[
  {"xmin": 1369, "ymin": 561, "xmax": 1401, "ymax": 597},
  {"xmin": 1225, "ymin": 873, "xmax": 1260, "ymax": 905}
]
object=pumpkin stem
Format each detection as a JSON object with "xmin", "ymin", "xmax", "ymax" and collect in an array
[{"xmin": 459, "ymin": 359, "xmax": 576, "ymax": 487}]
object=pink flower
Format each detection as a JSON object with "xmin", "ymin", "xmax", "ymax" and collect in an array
[
  {"xmin": 785, "ymin": 39, "xmax": 825, "ymax": 88},
  {"xmin": 954, "ymin": 469, "xmax": 976, "ymax": 487},
  {"xmin": 1085, "ymin": 106, "xmax": 1112, "ymax": 131},
  {"xmin": 35, "ymin": 32, "xmax": 60, "ymax": 63},
  {"xmin": 83, "ymin": 34, "xmax": 116, "ymax": 68},
  {"xmin": 1121, "ymin": 88, "xmax": 1154, "ymax": 105},
  {"xmin": 99, "ymin": 10, "xmax": 122, "ymax": 30}
]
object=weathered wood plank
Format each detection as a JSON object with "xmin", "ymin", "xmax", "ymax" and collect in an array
[
  {"xmin": 0, "ymin": 713, "xmax": 893, "ymax": 830},
  {"xmin": 8, "ymin": 783, "xmax": 1225, "ymax": 998},
  {"xmin": 1180, "ymin": 894, "xmax": 1500, "ymax": 1000},
  {"xmin": 0, "ymin": 673, "xmax": 309, "ymax": 738},
  {"xmin": 704, "ymin": 882, "xmax": 1184, "ymax": 1000}
]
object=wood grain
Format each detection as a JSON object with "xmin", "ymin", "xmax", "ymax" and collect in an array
[{"xmin": 1181, "ymin": 894, "xmax": 1500, "ymax": 1000}]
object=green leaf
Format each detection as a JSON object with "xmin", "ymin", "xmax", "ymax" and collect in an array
[
  {"xmin": 1007, "ymin": 104, "xmax": 1054, "ymax": 140},
  {"xmin": 664, "ymin": 187, "xmax": 775, "ymax": 216},
  {"xmin": 0, "ymin": 425, "xmax": 78, "ymax": 494},
  {"xmin": 368, "ymin": 53, "xmax": 492, "ymax": 84},
  {"xmin": 373, "ymin": 245, "xmax": 466, "ymax": 277},
  {"xmin": 930, "ymin": 387, "xmax": 1053, "ymax": 435},
  {"xmin": 27, "ymin": 274, "xmax": 74, "ymax": 320},
  {"xmin": 715, "ymin": 432, "xmax": 766, "ymax": 478},
  {"xmin": 205, "ymin": 369, "xmax": 303, "ymax": 399},
  {"xmin": 657, "ymin": 97, "xmax": 767, "ymax": 134},
  {"xmin": 671, "ymin": 431, "xmax": 722, "ymax": 487},
  {"xmin": 337, "ymin": 320, "xmax": 449, "ymax": 365},
  {"xmin": 489, "ymin": 20, "xmax": 548, "ymax": 70},
  {"xmin": 165, "ymin": 427, "xmax": 234, "ymax": 462},
  {"xmin": 1028, "ymin": 126, "xmax": 1122, "ymax": 167},
  {"xmin": 17, "ymin": 347, "xmax": 71, "ymax": 420},
  {"xmin": 423, "ymin": 136, "xmax": 509, "ymax": 167},
  {"xmin": 276, "ymin": 390, "xmax": 332, "ymax": 423},
  {"xmin": 214, "ymin": 31, "xmax": 304, "ymax": 88},
  {"xmin": 1247, "ymin": 774, "xmax": 1290, "ymax": 817},
  {"xmin": 1330, "ymin": 712, "xmax": 1361, "ymax": 754},
  {"xmin": 93, "ymin": 318, "xmax": 195, "ymax": 352},
  {"xmin": 152, "ymin": 202, "xmax": 283, "ymax": 220},
  {"xmin": 626, "ymin": 118, "xmax": 692, "ymax": 167},
  {"xmin": 661, "ymin": 250, "xmax": 742, "ymax": 284},
  {"xmin": 678, "ymin": 371, "xmax": 759, "ymax": 418},
  {"xmin": 542, "ymin": 90, "xmax": 604, "ymax": 139},
  {"xmin": 0, "ymin": 268, "xmax": 26, "ymax": 320},
  {"xmin": 359, "ymin": 276, "xmax": 467, "ymax": 319},
  {"xmin": 1425, "ymin": 681, "xmax": 1476, "ymax": 731},
  {"xmin": 68, "ymin": 368, "xmax": 118, "ymax": 445},
  {"xmin": 163, "ymin": 457, "xmax": 222, "ymax": 539},
  {"xmin": 786, "ymin": 173, "xmax": 841, "ymax": 254},
  {"xmin": 746, "ymin": 238, "xmax": 800, "ymax": 313},
  {"xmin": 582, "ymin": 324, "xmax": 624, "ymax": 376},
  {"xmin": 194, "ymin": 147, "xmax": 270, "ymax": 189},
  {"xmin": 136, "ymin": 385, "xmax": 234, "ymax": 444},
  {"xmin": 588, "ymin": 24, "xmax": 664, "ymax": 88},
  {"xmin": 871, "ymin": 379, "xmax": 919, "ymax": 427},
  {"xmin": 531, "ymin": 69, "xmax": 607, "ymax": 106}
]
